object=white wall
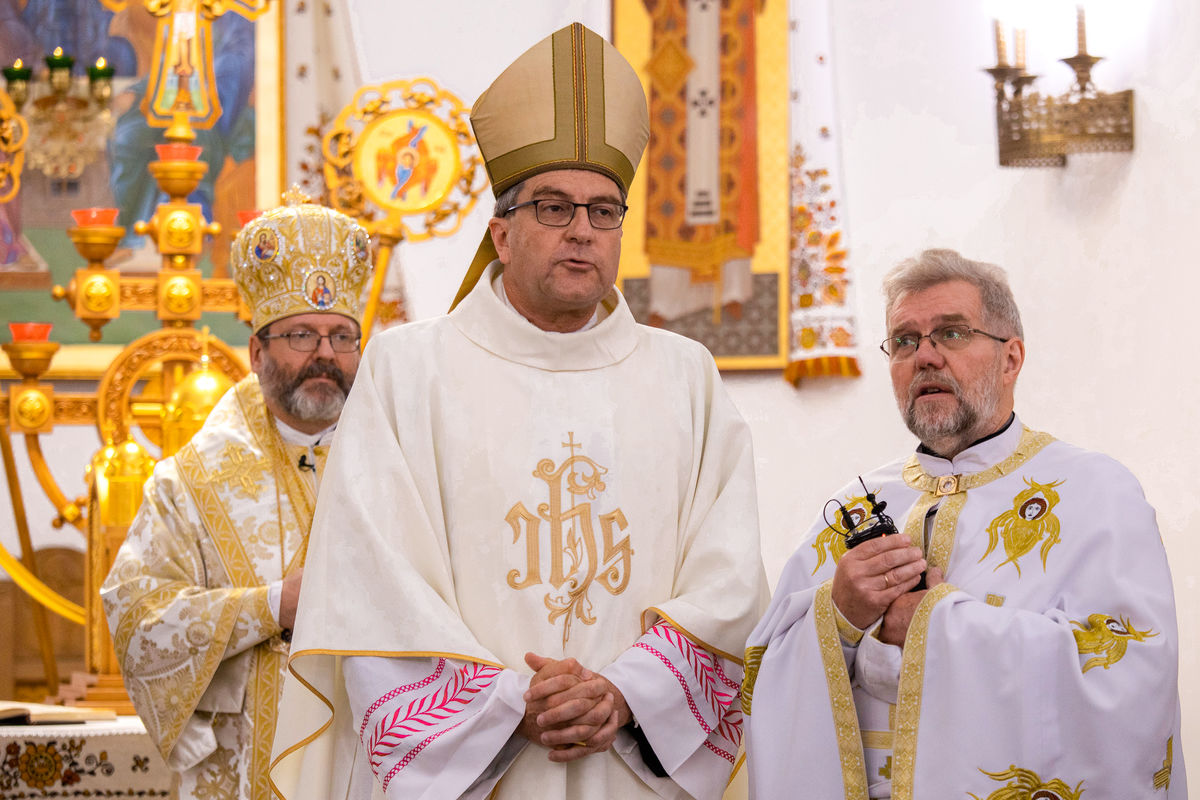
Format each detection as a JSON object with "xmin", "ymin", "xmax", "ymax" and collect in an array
[{"xmin": 3, "ymin": 0, "xmax": 1196, "ymax": 773}]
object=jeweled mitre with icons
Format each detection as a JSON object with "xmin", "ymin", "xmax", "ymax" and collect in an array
[{"xmin": 232, "ymin": 188, "xmax": 373, "ymax": 332}]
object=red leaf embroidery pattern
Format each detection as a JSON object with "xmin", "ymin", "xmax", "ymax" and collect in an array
[
  {"xmin": 362, "ymin": 661, "xmax": 501, "ymax": 790},
  {"xmin": 647, "ymin": 622, "xmax": 740, "ymax": 718},
  {"xmin": 359, "ymin": 658, "xmax": 448, "ymax": 737},
  {"xmin": 634, "ymin": 623, "xmax": 743, "ymax": 763}
]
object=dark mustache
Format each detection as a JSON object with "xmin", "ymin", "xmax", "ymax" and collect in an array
[{"xmin": 295, "ymin": 360, "xmax": 352, "ymax": 393}]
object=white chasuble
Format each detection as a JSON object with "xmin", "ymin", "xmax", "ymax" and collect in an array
[
  {"xmin": 743, "ymin": 420, "xmax": 1186, "ymax": 799},
  {"xmin": 102, "ymin": 376, "xmax": 321, "ymax": 800},
  {"xmin": 270, "ymin": 262, "xmax": 768, "ymax": 800}
]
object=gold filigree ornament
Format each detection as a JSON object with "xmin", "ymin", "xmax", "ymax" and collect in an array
[
  {"xmin": 0, "ymin": 86, "xmax": 27, "ymax": 203},
  {"xmin": 323, "ymin": 77, "xmax": 487, "ymax": 337}
]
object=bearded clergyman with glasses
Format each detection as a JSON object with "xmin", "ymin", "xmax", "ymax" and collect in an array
[
  {"xmin": 743, "ymin": 249, "xmax": 1186, "ymax": 798},
  {"xmin": 102, "ymin": 196, "xmax": 373, "ymax": 799}
]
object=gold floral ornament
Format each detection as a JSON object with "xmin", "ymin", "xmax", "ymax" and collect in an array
[
  {"xmin": 1070, "ymin": 612, "xmax": 1156, "ymax": 673},
  {"xmin": 1, "ymin": 739, "xmax": 116, "ymax": 790},
  {"xmin": 17, "ymin": 742, "xmax": 62, "ymax": 789},
  {"xmin": 785, "ymin": 144, "xmax": 860, "ymax": 383}
]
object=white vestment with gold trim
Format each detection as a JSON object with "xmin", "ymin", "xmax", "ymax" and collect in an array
[
  {"xmin": 102, "ymin": 376, "xmax": 322, "ymax": 800},
  {"xmin": 744, "ymin": 419, "xmax": 1186, "ymax": 799},
  {"xmin": 270, "ymin": 262, "xmax": 768, "ymax": 800}
]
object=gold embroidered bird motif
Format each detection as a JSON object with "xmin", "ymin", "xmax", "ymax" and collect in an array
[
  {"xmin": 969, "ymin": 765, "xmax": 1085, "ymax": 800},
  {"xmin": 811, "ymin": 493, "xmax": 874, "ymax": 573},
  {"xmin": 1070, "ymin": 612, "xmax": 1156, "ymax": 673}
]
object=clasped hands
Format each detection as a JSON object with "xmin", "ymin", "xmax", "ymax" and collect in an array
[
  {"xmin": 830, "ymin": 534, "xmax": 945, "ymax": 647},
  {"xmin": 517, "ymin": 652, "xmax": 631, "ymax": 763}
]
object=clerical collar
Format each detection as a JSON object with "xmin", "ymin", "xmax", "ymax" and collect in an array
[
  {"xmin": 914, "ymin": 413, "xmax": 1019, "ymax": 476},
  {"xmin": 451, "ymin": 261, "xmax": 639, "ymax": 371},
  {"xmin": 273, "ymin": 417, "xmax": 336, "ymax": 448},
  {"xmin": 494, "ymin": 271, "xmax": 604, "ymax": 333}
]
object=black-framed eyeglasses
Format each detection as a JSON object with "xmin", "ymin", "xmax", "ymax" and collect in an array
[
  {"xmin": 259, "ymin": 330, "xmax": 361, "ymax": 353},
  {"xmin": 505, "ymin": 198, "xmax": 628, "ymax": 230},
  {"xmin": 879, "ymin": 324, "xmax": 1010, "ymax": 359}
]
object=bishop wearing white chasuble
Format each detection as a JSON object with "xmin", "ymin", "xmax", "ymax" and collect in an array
[
  {"xmin": 102, "ymin": 197, "xmax": 373, "ymax": 799},
  {"xmin": 743, "ymin": 250, "xmax": 1185, "ymax": 799},
  {"xmin": 269, "ymin": 24, "xmax": 768, "ymax": 800}
]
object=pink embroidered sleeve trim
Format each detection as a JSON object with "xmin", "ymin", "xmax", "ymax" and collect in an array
[
  {"xmin": 359, "ymin": 658, "xmax": 448, "ymax": 737},
  {"xmin": 359, "ymin": 660, "xmax": 501, "ymax": 791},
  {"xmin": 634, "ymin": 622, "xmax": 743, "ymax": 764}
]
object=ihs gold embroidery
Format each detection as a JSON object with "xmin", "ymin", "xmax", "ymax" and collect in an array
[
  {"xmin": 968, "ymin": 765, "xmax": 1084, "ymax": 800},
  {"xmin": 506, "ymin": 433, "xmax": 633, "ymax": 645},
  {"xmin": 1070, "ymin": 612, "xmax": 1156, "ymax": 673},
  {"xmin": 981, "ymin": 477, "xmax": 1065, "ymax": 575}
]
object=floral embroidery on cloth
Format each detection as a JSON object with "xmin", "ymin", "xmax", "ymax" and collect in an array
[{"xmin": 1, "ymin": 739, "xmax": 125, "ymax": 792}]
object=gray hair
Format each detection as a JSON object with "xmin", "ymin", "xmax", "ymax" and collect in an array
[
  {"xmin": 493, "ymin": 181, "xmax": 524, "ymax": 218},
  {"xmin": 882, "ymin": 249, "xmax": 1023, "ymax": 339},
  {"xmin": 491, "ymin": 176, "xmax": 629, "ymax": 218}
]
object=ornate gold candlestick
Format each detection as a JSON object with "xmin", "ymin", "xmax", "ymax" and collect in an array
[
  {"xmin": 56, "ymin": 225, "xmax": 125, "ymax": 341},
  {"xmin": 52, "ymin": 118, "xmax": 245, "ymax": 338}
]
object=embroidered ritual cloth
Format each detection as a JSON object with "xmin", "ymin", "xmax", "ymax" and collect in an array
[
  {"xmin": 270, "ymin": 261, "xmax": 768, "ymax": 800},
  {"xmin": 102, "ymin": 375, "xmax": 323, "ymax": 800},
  {"xmin": 743, "ymin": 419, "xmax": 1185, "ymax": 799}
]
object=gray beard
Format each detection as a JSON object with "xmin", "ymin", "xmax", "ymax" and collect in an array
[
  {"xmin": 898, "ymin": 361, "xmax": 1001, "ymax": 455},
  {"xmin": 259, "ymin": 353, "xmax": 351, "ymax": 426}
]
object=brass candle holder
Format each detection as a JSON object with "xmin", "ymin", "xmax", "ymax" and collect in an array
[
  {"xmin": 55, "ymin": 224, "xmax": 126, "ymax": 341},
  {"xmin": 983, "ymin": 7, "xmax": 1134, "ymax": 168}
]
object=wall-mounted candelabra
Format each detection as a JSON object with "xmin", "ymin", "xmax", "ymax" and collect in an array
[{"xmin": 984, "ymin": 7, "xmax": 1133, "ymax": 167}]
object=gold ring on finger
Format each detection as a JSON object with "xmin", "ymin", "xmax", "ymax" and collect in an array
[{"xmin": 883, "ymin": 573, "xmax": 891, "ymax": 589}]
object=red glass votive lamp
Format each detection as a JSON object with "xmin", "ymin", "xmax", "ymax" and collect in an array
[
  {"xmin": 70, "ymin": 207, "xmax": 119, "ymax": 227},
  {"xmin": 9, "ymin": 322, "xmax": 53, "ymax": 342},
  {"xmin": 154, "ymin": 143, "xmax": 203, "ymax": 162},
  {"xmin": 236, "ymin": 209, "xmax": 263, "ymax": 228}
]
